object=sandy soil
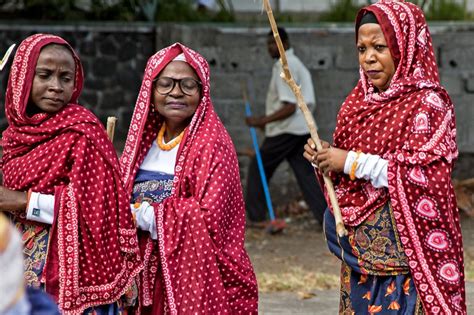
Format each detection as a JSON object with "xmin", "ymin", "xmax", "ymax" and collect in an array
[{"xmin": 246, "ymin": 209, "xmax": 474, "ymax": 295}]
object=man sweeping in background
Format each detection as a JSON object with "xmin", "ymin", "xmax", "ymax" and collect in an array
[{"xmin": 245, "ymin": 27, "xmax": 327, "ymax": 227}]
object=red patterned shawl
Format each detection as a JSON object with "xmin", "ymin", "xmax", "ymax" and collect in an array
[
  {"xmin": 329, "ymin": 1, "xmax": 465, "ymax": 314},
  {"xmin": 120, "ymin": 43, "xmax": 258, "ymax": 314},
  {"xmin": 1, "ymin": 34, "xmax": 142, "ymax": 314}
]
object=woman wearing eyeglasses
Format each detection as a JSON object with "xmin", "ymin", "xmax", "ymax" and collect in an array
[{"xmin": 119, "ymin": 43, "xmax": 258, "ymax": 314}]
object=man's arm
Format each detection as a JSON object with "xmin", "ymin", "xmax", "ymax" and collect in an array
[{"xmin": 245, "ymin": 101, "xmax": 296, "ymax": 129}]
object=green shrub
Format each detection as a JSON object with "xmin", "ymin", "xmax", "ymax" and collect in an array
[
  {"xmin": 424, "ymin": 0, "xmax": 468, "ymax": 21},
  {"xmin": 0, "ymin": 0, "xmax": 235, "ymax": 22},
  {"xmin": 319, "ymin": 0, "xmax": 363, "ymax": 22},
  {"xmin": 318, "ymin": 0, "xmax": 471, "ymax": 22}
]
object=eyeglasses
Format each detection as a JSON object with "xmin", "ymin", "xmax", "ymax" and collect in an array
[{"xmin": 154, "ymin": 77, "xmax": 201, "ymax": 96}]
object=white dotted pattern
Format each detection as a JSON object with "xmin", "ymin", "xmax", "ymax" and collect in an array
[
  {"xmin": 330, "ymin": 2, "xmax": 466, "ymax": 314},
  {"xmin": 120, "ymin": 43, "xmax": 258, "ymax": 313},
  {"xmin": 1, "ymin": 34, "xmax": 142, "ymax": 314}
]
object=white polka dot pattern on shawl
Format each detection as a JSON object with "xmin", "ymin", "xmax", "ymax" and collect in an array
[
  {"xmin": 1, "ymin": 34, "xmax": 142, "ymax": 314},
  {"xmin": 331, "ymin": 2, "xmax": 466, "ymax": 314},
  {"xmin": 120, "ymin": 43, "xmax": 258, "ymax": 314}
]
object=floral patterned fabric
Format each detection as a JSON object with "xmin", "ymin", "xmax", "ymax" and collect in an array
[
  {"xmin": 324, "ymin": 1, "xmax": 466, "ymax": 313},
  {"xmin": 14, "ymin": 222, "xmax": 49, "ymax": 287},
  {"xmin": 132, "ymin": 170, "xmax": 174, "ymax": 205},
  {"xmin": 325, "ymin": 204, "xmax": 422, "ymax": 314}
]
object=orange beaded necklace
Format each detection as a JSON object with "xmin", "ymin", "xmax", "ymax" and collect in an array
[{"xmin": 156, "ymin": 123, "xmax": 185, "ymax": 151}]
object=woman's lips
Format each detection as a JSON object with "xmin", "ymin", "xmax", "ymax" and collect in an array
[
  {"xmin": 366, "ymin": 70, "xmax": 381, "ymax": 76},
  {"xmin": 166, "ymin": 102, "xmax": 186, "ymax": 109},
  {"xmin": 44, "ymin": 98, "xmax": 63, "ymax": 105}
]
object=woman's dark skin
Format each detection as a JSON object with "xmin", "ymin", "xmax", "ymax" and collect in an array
[
  {"xmin": 0, "ymin": 45, "xmax": 76, "ymax": 213},
  {"xmin": 0, "ymin": 188, "xmax": 28, "ymax": 213},
  {"xmin": 303, "ymin": 139, "xmax": 347, "ymax": 176},
  {"xmin": 303, "ymin": 23, "xmax": 396, "ymax": 176}
]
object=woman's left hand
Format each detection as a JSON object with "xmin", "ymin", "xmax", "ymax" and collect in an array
[
  {"xmin": 0, "ymin": 186, "xmax": 27, "ymax": 212},
  {"xmin": 313, "ymin": 147, "xmax": 349, "ymax": 176}
]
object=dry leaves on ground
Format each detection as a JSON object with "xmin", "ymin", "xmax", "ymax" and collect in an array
[{"xmin": 257, "ymin": 266, "xmax": 339, "ymax": 293}]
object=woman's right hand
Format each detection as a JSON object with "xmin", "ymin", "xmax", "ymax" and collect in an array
[
  {"xmin": 304, "ymin": 139, "xmax": 349, "ymax": 175},
  {"xmin": 0, "ymin": 186, "xmax": 27, "ymax": 213},
  {"xmin": 303, "ymin": 138, "xmax": 331, "ymax": 164},
  {"xmin": 130, "ymin": 202, "xmax": 157, "ymax": 239}
]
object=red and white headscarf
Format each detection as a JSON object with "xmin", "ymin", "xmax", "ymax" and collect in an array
[
  {"xmin": 120, "ymin": 43, "xmax": 258, "ymax": 314},
  {"xmin": 1, "ymin": 34, "xmax": 142, "ymax": 314},
  {"xmin": 330, "ymin": 1, "xmax": 465, "ymax": 313}
]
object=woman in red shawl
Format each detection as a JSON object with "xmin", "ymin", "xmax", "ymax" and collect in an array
[
  {"xmin": 120, "ymin": 43, "xmax": 258, "ymax": 314},
  {"xmin": 0, "ymin": 34, "xmax": 142, "ymax": 314},
  {"xmin": 304, "ymin": 1, "xmax": 466, "ymax": 314}
]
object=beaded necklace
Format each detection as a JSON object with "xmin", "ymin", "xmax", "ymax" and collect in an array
[{"xmin": 156, "ymin": 123, "xmax": 185, "ymax": 151}]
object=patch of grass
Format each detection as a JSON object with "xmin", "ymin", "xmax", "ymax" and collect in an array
[{"xmin": 257, "ymin": 267, "xmax": 339, "ymax": 293}]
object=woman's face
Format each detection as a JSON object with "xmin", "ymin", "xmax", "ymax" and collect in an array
[
  {"xmin": 357, "ymin": 23, "xmax": 395, "ymax": 91},
  {"xmin": 29, "ymin": 45, "xmax": 75, "ymax": 114},
  {"xmin": 153, "ymin": 61, "xmax": 201, "ymax": 130}
]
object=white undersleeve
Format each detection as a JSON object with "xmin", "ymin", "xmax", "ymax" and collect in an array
[
  {"xmin": 343, "ymin": 151, "xmax": 388, "ymax": 188},
  {"xmin": 26, "ymin": 192, "xmax": 55, "ymax": 225}
]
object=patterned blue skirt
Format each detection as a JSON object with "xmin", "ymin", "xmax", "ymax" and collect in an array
[{"xmin": 324, "ymin": 204, "xmax": 424, "ymax": 314}]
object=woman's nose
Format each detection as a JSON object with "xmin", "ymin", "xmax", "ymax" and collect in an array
[
  {"xmin": 365, "ymin": 49, "xmax": 376, "ymax": 63},
  {"xmin": 48, "ymin": 77, "xmax": 64, "ymax": 92},
  {"xmin": 169, "ymin": 82, "xmax": 184, "ymax": 96}
]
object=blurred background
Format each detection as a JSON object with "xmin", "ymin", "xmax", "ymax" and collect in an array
[{"xmin": 0, "ymin": 0, "xmax": 473, "ymax": 313}]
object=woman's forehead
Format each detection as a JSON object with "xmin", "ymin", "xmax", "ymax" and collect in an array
[
  {"xmin": 36, "ymin": 45, "xmax": 75, "ymax": 66},
  {"xmin": 159, "ymin": 61, "xmax": 198, "ymax": 79},
  {"xmin": 357, "ymin": 23, "xmax": 385, "ymax": 41}
]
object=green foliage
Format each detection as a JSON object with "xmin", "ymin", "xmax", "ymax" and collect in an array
[
  {"xmin": 155, "ymin": 0, "xmax": 234, "ymax": 22},
  {"xmin": 319, "ymin": 0, "xmax": 363, "ymax": 22},
  {"xmin": 424, "ymin": 0, "xmax": 468, "ymax": 21},
  {"xmin": 317, "ymin": 0, "xmax": 471, "ymax": 23},
  {"xmin": 0, "ymin": 0, "xmax": 83, "ymax": 20},
  {"xmin": 1, "ymin": 0, "xmax": 470, "ymax": 22},
  {"xmin": 155, "ymin": 0, "xmax": 198, "ymax": 22},
  {"xmin": 0, "ymin": 0, "xmax": 235, "ymax": 22}
]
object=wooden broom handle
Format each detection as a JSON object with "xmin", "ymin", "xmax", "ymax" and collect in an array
[
  {"xmin": 263, "ymin": 0, "xmax": 347, "ymax": 237},
  {"xmin": 106, "ymin": 116, "xmax": 117, "ymax": 142}
]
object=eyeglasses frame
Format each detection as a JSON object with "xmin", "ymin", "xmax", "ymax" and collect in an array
[{"xmin": 153, "ymin": 76, "xmax": 202, "ymax": 96}]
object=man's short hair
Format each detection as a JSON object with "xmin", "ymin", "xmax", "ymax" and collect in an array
[{"xmin": 267, "ymin": 27, "xmax": 289, "ymax": 44}]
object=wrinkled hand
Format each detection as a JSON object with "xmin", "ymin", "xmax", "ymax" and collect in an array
[
  {"xmin": 303, "ymin": 138, "xmax": 330, "ymax": 164},
  {"xmin": 303, "ymin": 139, "xmax": 348, "ymax": 175},
  {"xmin": 245, "ymin": 116, "xmax": 267, "ymax": 129},
  {"xmin": 0, "ymin": 186, "xmax": 27, "ymax": 213}
]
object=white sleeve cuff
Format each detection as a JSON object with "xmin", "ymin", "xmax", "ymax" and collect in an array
[
  {"xmin": 343, "ymin": 151, "xmax": 389, "ymax": 188},
  {"xmin": 131, "ymin": 202, "xmax": 157, "ymax": 240},
  {"xmin": 26, "ymin": 192, "xmax": 55, "ymax": 225},
  {"xmin": 343, "ymin": 151, "xmax": 358, "ymax": 174}
]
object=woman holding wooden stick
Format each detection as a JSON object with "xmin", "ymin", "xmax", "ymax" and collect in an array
[
  {"xmin": 304, "ymin": 1, "xmax": 466, "ymax": 313},
  {"xmin": 0, "ymin": 34, "xmax": 142, "ymax": 314}
]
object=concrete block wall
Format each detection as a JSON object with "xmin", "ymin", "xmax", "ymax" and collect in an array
[
  {"xmin": 0, "ymin": 24, "xmax": 155, "ymax": 136},
  {"xmin": 1, "ymin": 22, "xmax": 473, "ymax": 208}
]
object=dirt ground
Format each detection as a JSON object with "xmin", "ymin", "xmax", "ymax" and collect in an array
[{"xmin": 245, "ymin": 206, "xmax": 474, "ymax": 313}]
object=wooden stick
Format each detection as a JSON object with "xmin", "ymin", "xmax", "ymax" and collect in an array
[
  {"xmin": 106, "ymin": 116, "xmax": 117, "ymax": 142},
  {"xmin": 263, "ymin": 0, "xmax": 347, "ymax": 237},
  {"xmin": 0, "ymin": 44, "xmax": 16, "ymax": 71}
]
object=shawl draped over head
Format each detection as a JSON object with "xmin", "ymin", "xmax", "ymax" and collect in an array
[
  {"xmin": 330, "ymin": 1, "xmax": 465, "ymax": 314},
  {"xmin": 1, "ymin": 34, "xmax": 142, "ymax": 314},
  {"xmin": 120, "ymin": 43, "xmax": 258, "ymax": 314}
]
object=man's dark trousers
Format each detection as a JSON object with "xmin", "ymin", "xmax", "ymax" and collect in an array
[{"xmin": 245, "ymin": 133, "xmax": 327, "ymax": 224}]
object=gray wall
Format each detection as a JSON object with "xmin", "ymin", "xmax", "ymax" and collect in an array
[{"xmin": 1, "ymin": 22, "xmax": 473, "ymax": 207}]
